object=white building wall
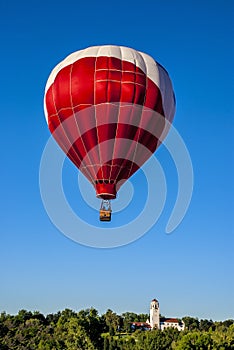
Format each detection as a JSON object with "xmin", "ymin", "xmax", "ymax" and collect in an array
[{"xmin": 160, "ymin": 321, "xmax": 185, "ymax": 331}]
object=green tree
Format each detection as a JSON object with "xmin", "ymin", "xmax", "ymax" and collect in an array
[
  {"xmin": 46, "ymin": 311, "xmax": 61, "ymax": 325},
  {"xmin": 182, "ymin": 316, "xmax": 199, "ymax": 331},
  {"xmin": 223, "ymin": 320, "xmax": 234, "ymax": 328},
  {"xmin": 77, "ymin": 308, "xmax": 104, "ymax": 348},
  {"xmin": 133, "ymin": 328, "xmax": 179, "ymax": 350},
  {"xmin": 121, "ymin": 312, "xmax": 141, "ymax": 332},
  {"xmin": 0, "ymin": 339, "xmax": 8, "ymax": 350},
  {"xmin": 175, "ymin": 331, "xmax": 213, "ymax": 350},
  {"xmin": 103, "ymin": 335, "xmax": 109, "ymax": 350},
  {"xmin": 64, "ymin": 317, "xmax": 95, "ymax": 350},
  {"xmin": 211, "ymin": 323, "xmax": 234, "ymax": 349},
  {"xmin": 104, "ymin": 309, "xmax": 121, "ymax": 334},
  {"xmin": 199, "ymin": 319, "xmax": 214, "ymax": 332},
  {"xmin": 137, "ymin": 313, "xmax": 149, "ymax": 322},
  {"xmin": 15, "ymin": 309, "xmax": 33, "ymax": 325}
]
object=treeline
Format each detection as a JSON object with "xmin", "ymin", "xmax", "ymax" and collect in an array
[{"xmin": 0, "ymin": 308, "xmax": 233, "ymax": 349}]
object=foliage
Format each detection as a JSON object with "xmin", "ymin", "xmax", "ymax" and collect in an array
[{"xmin": 0, "ymin": 309, "xmax": 233, "ymax": 349}]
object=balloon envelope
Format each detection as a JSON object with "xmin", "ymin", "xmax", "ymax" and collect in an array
[{"xmin": 44, "ymin": 45, "xmax": 175, "ymax": 199}]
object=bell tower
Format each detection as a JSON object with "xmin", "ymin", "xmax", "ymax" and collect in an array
[{"xmin": 150, "ymin": 299, "xmax": 160, "ymax": 329}]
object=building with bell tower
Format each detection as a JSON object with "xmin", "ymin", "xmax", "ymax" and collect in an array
[
  {"xmin": 149, "ymin": 298, "xmax": 160, "ymax": 329},
  {"xmin": 131, "ymin": 298, "xmax": 184, "ymax": 331}
]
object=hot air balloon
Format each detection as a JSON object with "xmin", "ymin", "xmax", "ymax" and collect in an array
[{"xmin": 44, "ymin": 45, "xmax": 175, "ymax": 221}]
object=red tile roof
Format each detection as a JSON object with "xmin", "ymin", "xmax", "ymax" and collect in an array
[
  {"xmin": 160, "ymin": 318, "xmax": 179, "ymax": 323},
  {"xmin": 132, "ymin": 322, "xmax": 151, "ymax": 328}
]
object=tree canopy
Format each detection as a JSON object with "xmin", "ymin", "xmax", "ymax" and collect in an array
[{"xmin": 0, "ymin": 309, "xmax": 233, "ymax": 349}]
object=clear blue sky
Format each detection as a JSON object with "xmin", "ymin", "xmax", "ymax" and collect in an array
[{"xmin": 0, "ymin": 0, "xmax": 233, "ymax": 321}]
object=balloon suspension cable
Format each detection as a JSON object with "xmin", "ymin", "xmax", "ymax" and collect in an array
[{"xmin": 99, "ymin": 199, "xmax": 112, "ymax": 222}]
